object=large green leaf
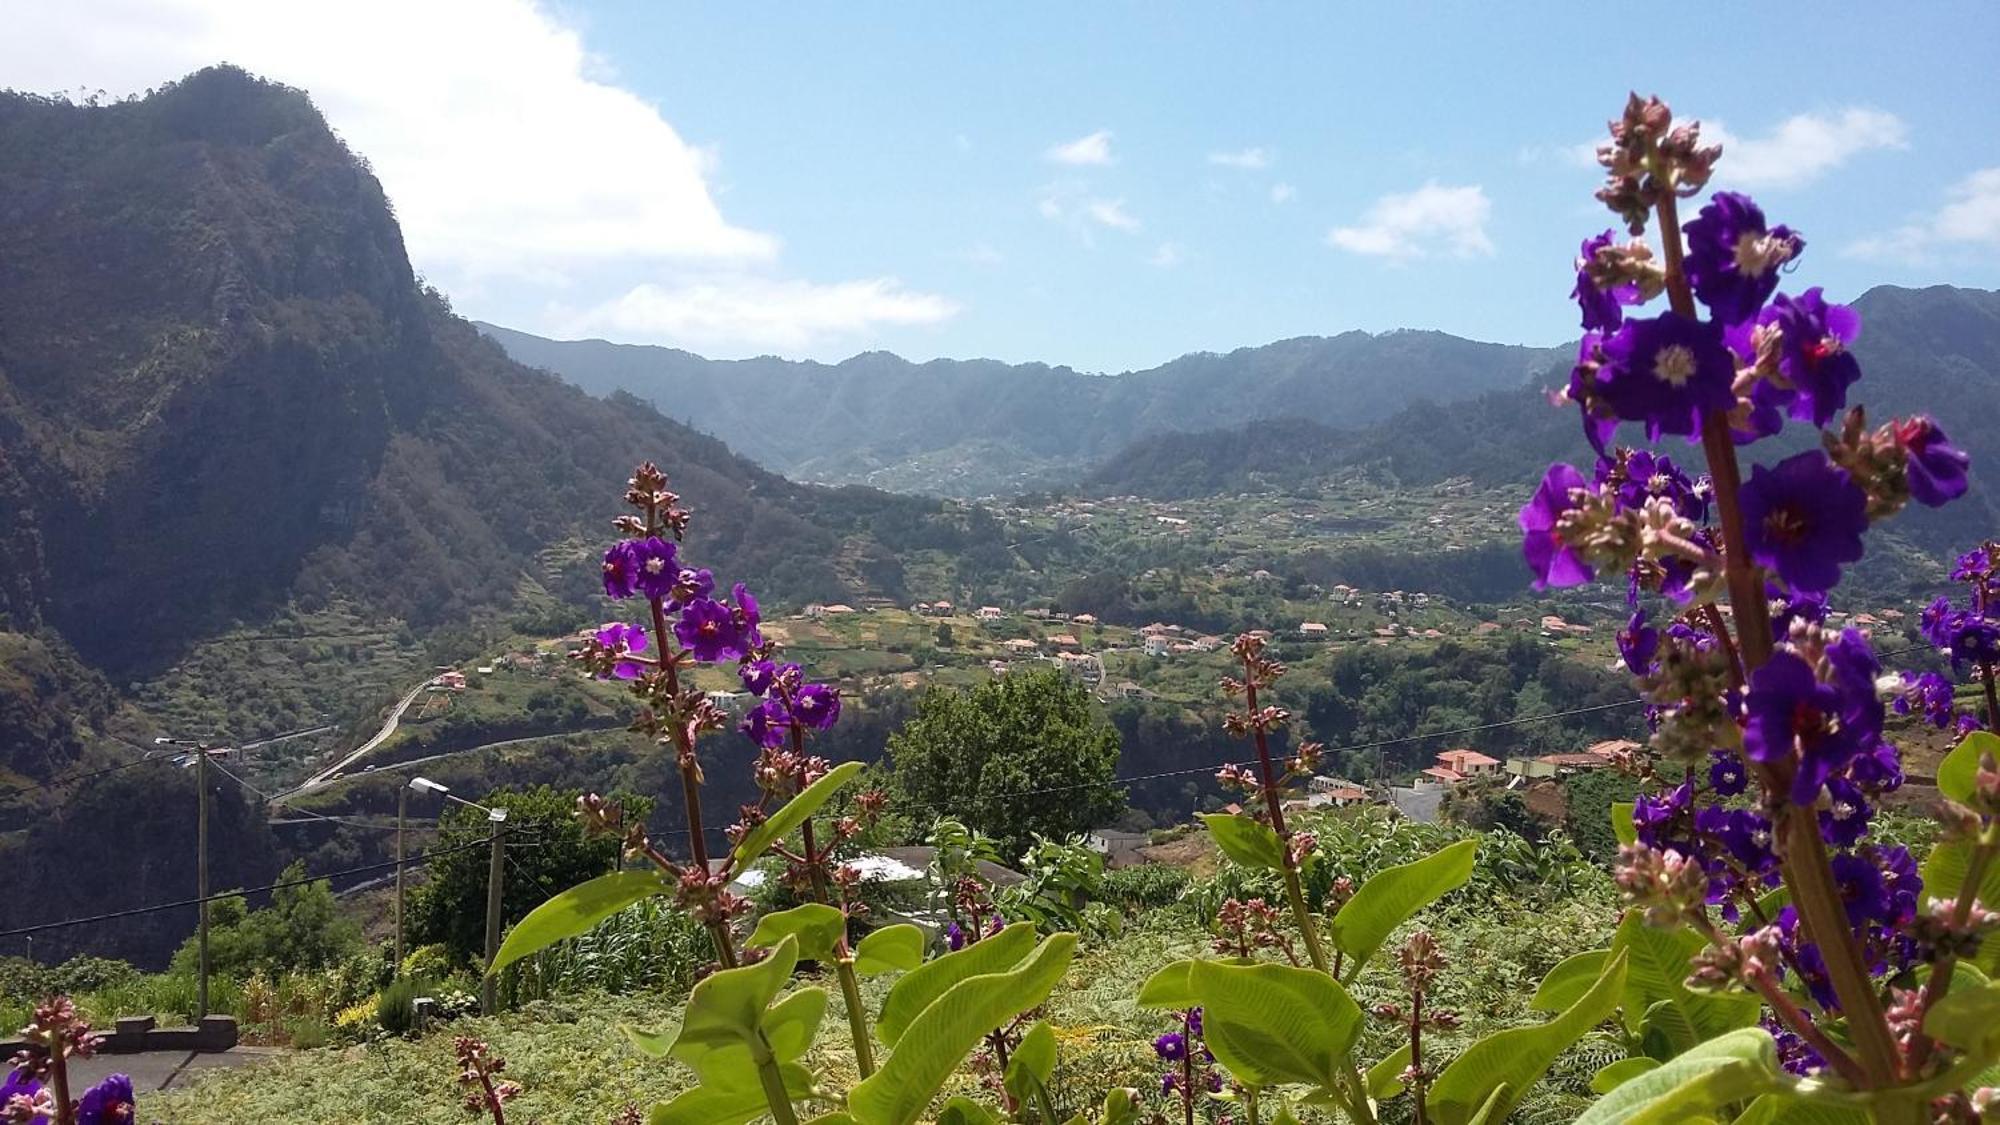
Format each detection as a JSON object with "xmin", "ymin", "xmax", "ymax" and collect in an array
[
  {"xmin": 486, "ymin": 870, "xmax": 666, "ymax": 976},
  {"xmin": 853, "ymin": 924, "xmax": 925, "ymax": 977},
  {"xmin": 848, "ymin": 933, "xmax": 1078, "ymax": 1125},
  {"xmin": 935, "ymin": 1097, "xmax": 1001, "ymax": 1125},
  {"xmin": 1732, "ymin": 1095, "xmax": 1870, "ymax": 1125},
  {"xmin": 1190, "ymin": 959, "xmax": 1362, "ymax": 1090},
  {"xmin": 733, "ymin": 760, "xmax": 865, "ymax": 869},
  {"xmin": 1923, "ymin": 839, "xmax": 2000, "ymax": 977},
  {"xmin": 1462, "ymin": 1084, "xmax": 1513, "ymax": 1125},
  {"xmin": 763, "ymin": 987, "xmax": 829, "ymax": 1063},
  {"xmin": 647, "ymin": 1062, "xmax": 814, "ymax": 1125},
  {"xmin": 1331, "ymin": 839, "xmax": 1478, "ymax": 981},
  {"xmin": 1612, "ymin": 802, "xmax": 1637, "ymax": 847},
  {"xmin": 1528, "ymin": 949, "xmax": 1610, "ymax": 1013},
  {"xmin": 669, "ymin": 936, "xmax": 799, "ymax": 1087},
  {"xmin": 1427, "ymin": 949, "xmax": 1628, "ymax": 1125},
  {"xmin": 1924, "ymin": 976, "xmax": 2000, "ymax": 1054},
  {"xmin": 1610, "ymin": 910, "xmax": 1761, "ymax": 1044},
  {"xmin": 1572, "ymin": 1029, "xmax": 1786, "ymax": 1125},
  {"xmin": 1201, "ymin": 813, "xmax": 1285, "ymax": 870},
  {"xmin": 1003, "ymin": 1020, "xmax": 1057, "ymax": 1107},
  {"xmin": 1590, "ymin": 1056, "xmax": 1660, "ymax": 1094},
  {"xmin": 622, "ymin": 1023, "xmax": 674, "ymax": 1058},
  {"xmin": 877, "ymin": 922, "xmax": 1037, "ymax": 1046},
  {"xmin": 1136, "ymin": 960, "xmax": 1200, "ymax": 1008},
  {"xmin": 1937, "ymin": 730, "xmax": 1999, "ymax": 804},
  {"xmin": 1366, "ymin": 1043, "xmax": 1412, "ymax": 1100},
  {"xmin": 747, "ymin": 903, "xmax": 847, "ymax": 962}
]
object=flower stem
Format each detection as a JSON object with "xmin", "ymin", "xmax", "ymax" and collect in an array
[
  {"xmin": 1244, "ymin": 669, "xmax": 1331, "ymax": 975},
  {"xmin": 752, "ymin": 1030, "xmax": 801, "ymax": 1125},
  {"xmin": 1911, "ymin": 825, "xmax": 1999, "ymax": 1069}
]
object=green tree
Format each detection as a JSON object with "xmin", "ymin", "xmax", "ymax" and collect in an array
[
  {"xmin": 886, "ymin": 667, "xmax": 1123, "ymax": 855},
  {"xmin": 933, "ymin": 622, "xmax": 955, "ymax": 647},
  {"xmin": 1562, "ymin": 768, "xmax": 1641, "ymax": 864},
  {"xmin": 406, "ymin": 785, "xmax": 649, "ymax": 963},
  {"xmin": 169, "ymin": 860, "xmax": 361, "ymax": 977}
]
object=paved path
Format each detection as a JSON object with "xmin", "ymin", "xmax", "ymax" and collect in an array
[
  {"xmin": 284, "ymin": 681, "xmax": 430, "ymax": 797},
  {"xmin": 69, "ymin": 1046, "xmax": 286, "ymax": 1093}
]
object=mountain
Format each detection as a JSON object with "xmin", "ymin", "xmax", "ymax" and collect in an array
[{"xmin": 477, "ymin": 322, "xmax": 1565, "ymax": 496}]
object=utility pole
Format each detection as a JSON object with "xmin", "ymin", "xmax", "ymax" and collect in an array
[
  {"xmin": 394, "ymin": 784, "xmax": 409, "ymax": 968},
  {"xmin": 197, "ymin": 745, "xmax": 210, "ymax": 1018},
  {"xmin": 481, "ymin": 809, "xmax": 507, "ymax": 1015}
]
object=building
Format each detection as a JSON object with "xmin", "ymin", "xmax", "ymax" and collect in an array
[
  {"xmin": 1299, "ymin": 622, "xmax": 1329, "ymax": 637},
  {"xmin": 1049, "ymin": 633, "xmax": 1081, "ymax": 650},
  {"xmin": 1084, "ymin": 828, "xmax": 1149, "ymax": 868},
  {"xmin": 433, "ymin": 670, "xmax": 467, "ymax": 691},
  {"xmin": 1003, "ymin": 638, "xmax": 1040, "ymax": 654},
  {"xmin": 977, "ymin": 606, "xmax": 1005, "ymax": 621},
  {"xmin": 1435, "ymin": 748, "xmax": 1502, "ymax": 779},
  {"xmin": 1070, "ymin": 613, "xmax": 1099, "ymax": 626},
  {"xmin": 1143, "ymin": 635, "xmax": 1174, "ymax": 657},
  {"xmin": 820, "ymin": 603, "xmax": 857, "ymax": 615}
]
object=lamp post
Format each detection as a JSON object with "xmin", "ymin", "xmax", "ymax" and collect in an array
[{"xmin": 411, "ymin": 778, "xmax": 508, "ymax": 1014}]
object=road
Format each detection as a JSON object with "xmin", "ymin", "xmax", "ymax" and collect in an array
[{"xmin": 286, "ymin": 681, "xmax": 430, "ymax": 796}]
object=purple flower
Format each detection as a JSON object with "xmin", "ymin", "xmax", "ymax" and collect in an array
[
  {"xmin": 1153, "ymin": 1032, "xmax": 1187, "ymax": 1061},
  {"xmin": 1160, "ymin": 1072, "xmax": 1179, "ymax": 1096},
  {"xmin": 1597, "ymin": 313, "xmax": 1737, "ymax": 440},
  {"xmin": 76, "ymin": 1074, "xmax": 134, "ymax": 1125},
  {"xmin": 674, "ymin": 596, "xmax": 748, "ymax": 662},
  {"xmin": 1818, "ymin": 778, "xmax": 1872, "ymax": 849},
  {"xmin": 594, "ymin": 622, "xmax": 648, "ymax": 679},
  {"xmin": 1, "ymin": 1069, "xmax": 46, "ymax": 1125},
  {"xmin": 1633, "ymin": 781, "xmax": 1694, "ymax": 854},
  {"xmin": 1743, "ymin": 652, "xmax": 1858, "ymax": 805},
  {"xmin": 1519, "ymin": 463, "xmax": 1595, "ymax": 590},
  {"xmin": 628, "ymin": 537, "xmax": 680, "ymax": 599},
  {"xmin": 738, "ymin": 699, "xmax": 790, "ymax": 748},
  {"xmin": 1696, "ymin": 806, "xmax": 1776, "ymax": 876},
  {"xmin": 1185, "ymin": 1007, "xmax": 1203, "ymax": 1037},
  {"xmin": 946, "ymin": 922, "xmax": 965, "ymax": 951},
  {"xmin": 1708, "ymin": 752, "xmax": 1748, "ymax": 797},
  {"xmin": 1824, "ymin": 629, "xmax": 1885, "ymax": 738},
  {"xmin": 791, "ymin": 683, "xmax": 842, "ymax": 731},
  {"xmin": 1596, "ymin": 448, "xmax": 1707, "ymax": 522},
  {"xmin": 1206, "ymin": 1070, "xmax": 1225, "ymax": 1093},
  {"xmin": 601, "ymin": 540, "xmax": 641, "ymax": 599},
  {"xmin": 1738, "ymin": 452, "xmax": 1868, "ymax": 594},
  {"xmin": 732, "ymin": 582, "xmax": 765, "ymax": 648},
  {"xmin": 665, "ymin": 567, "xmax": 716, "ymax": 613},
  {"xmin": 740, "ymin": 660, "xmax": 778, "ymax": 697},
  {"xmin": 1683, "ymin": 192, "xmax": 1802, "ymax": 326},
  {"xmin": 1565, "ymin": 333, "xmax": 1620, "ymax": 455},
  {"xmin": 1847, "ymin": 739, "xmax": 1905, "ymax": 793},
  {"xmin": 1921, "ymin": 596, "xmax": 1955, "ymax": 648},
  {"xmin": 1895, "ymin": 416, "xmax": 1970, "ymax": 507},
  {"xmin": 1952, "ymin": 547, "xmax": 1996, "ymax": 585},
  {"xmin": 1765, "ymin": 289, "xmax": 1859, "ymax": 427},
  {"xmin": 1617, "ymin": 610, "xmax": 1658, "ymax": 674},
  {"xmin": 1572, "ymin": 231, "xmax": 1642, "ymax": 331}
]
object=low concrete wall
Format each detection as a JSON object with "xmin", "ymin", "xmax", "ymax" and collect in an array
[{"xmin": 1, "ymin": 1015, "xmax": 238, "ymax": 1056}]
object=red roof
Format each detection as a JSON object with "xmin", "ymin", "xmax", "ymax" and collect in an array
[
  {"xmin": 1536, "ymin": 753, "xmax": 1610, "ymax": 768},
  {"xmin": 1422, "ymin": 766, "xmax": 1464, "ymax": 782},
  {"xmin": 1438, "ymin": 749, "xmax": 1500, "ymax": 768}
]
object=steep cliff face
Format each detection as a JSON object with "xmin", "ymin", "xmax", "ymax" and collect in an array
[{"xmin": 0, "ymin": 67, "xmax": 937, "ymax": 684}]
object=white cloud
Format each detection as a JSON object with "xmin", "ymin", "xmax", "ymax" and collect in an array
[
  {"xmin": 1270, "ymin": 182, "xmax": 1297, "ymax": 204},
  {"xmin": 564, "ymin": 277, "xmax": 960, "ymax": 354},
  {"xmin": 1086, "ymin": 199, "xmax": 1142, "ymax": 232},
  {"xmin": 1327, "ymin": 182, "xmax": 1494, "ymax": 260},
  {"xmin": 8, "ymin": 0, "xmax": 960, "ymax": 358},
  {"xmin": 1146, "ymin": 242, "xmax": 1183, "ymax": 268},
  {"xmin": 1702, "ymin": 108, "xmax": 1907, "ymax": 190},
  {"xmin": 1209, "ymin": 147, "xmax": 1270, "ymax": 170},
  {"xmin": 1046, "ymin": 129, "xmax": 1115, "ymax": 166},
  {"xmin": 1847, "ymin": 167, "xmax": 2000, "ymax": 262},
  {"xmin": 964, "ymin": 242, "xmax": 1005, "ymax": 266}
]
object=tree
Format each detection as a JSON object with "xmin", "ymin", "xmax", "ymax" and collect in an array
[
  {"xmin": 933, "ymin": 622, "xmax": 954, "ymax": 648},
  {"xmin": 406, "ymin": 785, "xmax": 649, "ymax": 964},
  {"xmin": 886, "ymin": 667, "xmax": 1123, "ymax": 856},
  {"xmin": 169, "ymin": 860, "xmax": 361, "ymax": 977}
]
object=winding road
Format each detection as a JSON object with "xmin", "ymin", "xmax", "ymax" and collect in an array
[{"xmin": 287, "ymin": 680, "xmax": 430, "ymax": 795}]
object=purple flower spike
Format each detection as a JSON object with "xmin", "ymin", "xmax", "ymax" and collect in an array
[
  {"xmin": 1617, "ymin": 610, "xmax": 1658, "ymax": 674},
  {"xmin": 740, "ymin": 659, "xmax": 778, "ymax": 697},
  {"xmin": 627, "ymin": 537, "xmax": 679, "ymax": 599},
  {"xmin": 1739, "ymin": 452, "xmax": 1868, "ymax": 594},
  {"xmin": 1895, "ymin": 416, "xmax": 1970, "ymax": 507},
  {"xmin": 791, "ymin": 684, "xmax": 842, "ymax": 731},
  {"xmin": 1598, "ymin": 313, "xmax": 1736, "ymax": 440},
  {"xmin": 946, "ymin": 922, "xmax": 965, "ymax": 951},
  {"xmin": 1572, "ymin": 230, "xmax": 1642, "ymax": 332},
  {"xmin": 1684, "ymin": 192, "xmax": 1802, "ymax": 326},
  {"xmin": 1153, "ymin": 1032, "xmax": 1187, "ymax": 1061},
  {"xmin": 601, "ymin": 540, "xmax": 641, "ymax": 599},
  {"xmin": 1520, "ymin": 463, "xmax": 1595, "ymax": 590},
  {"xmin": 595, "ymin": 622, "xmax": 649, "ymax": 679},
  {"xmin": 76, "ymin": 1074, "xmax": 135, "ymax": 1125},
  {"xmin": 739, "ymin": 699, "xmax": 791, "ymax": 748}
]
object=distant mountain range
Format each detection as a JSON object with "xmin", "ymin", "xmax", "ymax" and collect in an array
[{"xmin": 477, "ymin": 322, "xmax": 1566, "ymax": 497}]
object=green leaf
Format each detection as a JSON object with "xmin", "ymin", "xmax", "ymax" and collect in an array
[
  {"xmin": 848, "ymin": 933, "xmax": 1078, "ymax": 1125},
  {"xmin": 935, "ymin": 1097, "xmax": 1001, "ymax": 1125},
  {"xmin": 763, "ymin": 988, "xmax": 829, "ymax": 1063},
  {"xmin": 734, "ymin": 760, "xmax": 865, "ymax": 869},
  {"xmin": 647, "ymin": 1062, "xmax": 814, "ymax": 1125},
  {"xmin": 1611, "ymin": 911, "xmax": 1761, "ymax": 1044},
  {"xmin": 748, "ymin": 903, "xmax": 847, "ymax": 962},
  {"xmin": 669, "ymin": 935, "xmax": 799, "ymax": 1087},
  {"xmin": 622, "ymin": 1023, "xmax": 674, "ymax": 1058},
  {"xmin": 1331, "ymin": 839, "xmax": 1478, "ymax": 981},
  {"xmin": 1732, "ymin": 1094, "xmax": 1870, "ymax": 1125},
  {"xmin": 877, "ymin": 921, "xmax": 1038, "ymax": 1047},
  {"xmin": 1462, "ymin": 1084, "xmax": 1513, "ymax": 1125},
  {"xmin": 1003, "ymin": 1020, "xmax": 1058, "ymax": 1107},
  {"xmin": 486, "ymin": 869, "xmax": 665, "ymax": 976},
  {"xmin": 1366, "ymin": 1043, "xmax": 1412, "ymax": 1100},
  {"xmin": 1612, "ymin": 802, "xmax": 1637, "ymax": 847},
  {"xmin": 1590, "ymin": 1056, "xmax": 1660, "ymax": 1094},
  {"xmin": 1924, "ymin": 977, "xmax": 2000, "ymax": 1053},
  {"xmin": 1095, "ymin": 1087, "xmax": 1141, "ymax": 1125},
  {"xmin": 1938, "ymin": 730, "xmax": 1999, "ymax": 804},
  {"xmin": 1201, "ymin": 813, "xmax": 1285, "ymax": 870},
  {"xmin": 853, "ymin": 924, "xmax": 925, "ymax": 976},
  {"xmin": 1428, "ymin": 949, "xmax": 1628, "ymax": 1125},
  {"xmin": 1923, "ymin": 839, "xmax": 2000, "ymax": 976},
  {"xmin": 1190, "ymin": 958, "xmax": 1362, "ymax": 1089},
  {"xmin": 1136, "ymin": 960, "xmax": 1200, "ymax": 1008},
  {"xmin": 1528, "ymin": 949, "xmax": 1610, "ymax": 1013},
  {"xmin": 1572, "ymin": 1028, "xmax": 1786, "ymax": 1125},
  {"xmin": 805, "ymin": 1117, "xmax": 861, "ymax": 1125},
  {"xmin": 1268, "ymin": 1105, "xmax": 1303, "ymax": 1125}
]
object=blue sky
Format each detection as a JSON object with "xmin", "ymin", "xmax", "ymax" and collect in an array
[{"xmin": 14, "ymin": 1, "xmax": 2000, "ymax": 369}]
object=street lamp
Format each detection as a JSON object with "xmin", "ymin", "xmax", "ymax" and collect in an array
[{"xmin": 410, "ymin": 778, "xmax": 509, "ymax": 1014}]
